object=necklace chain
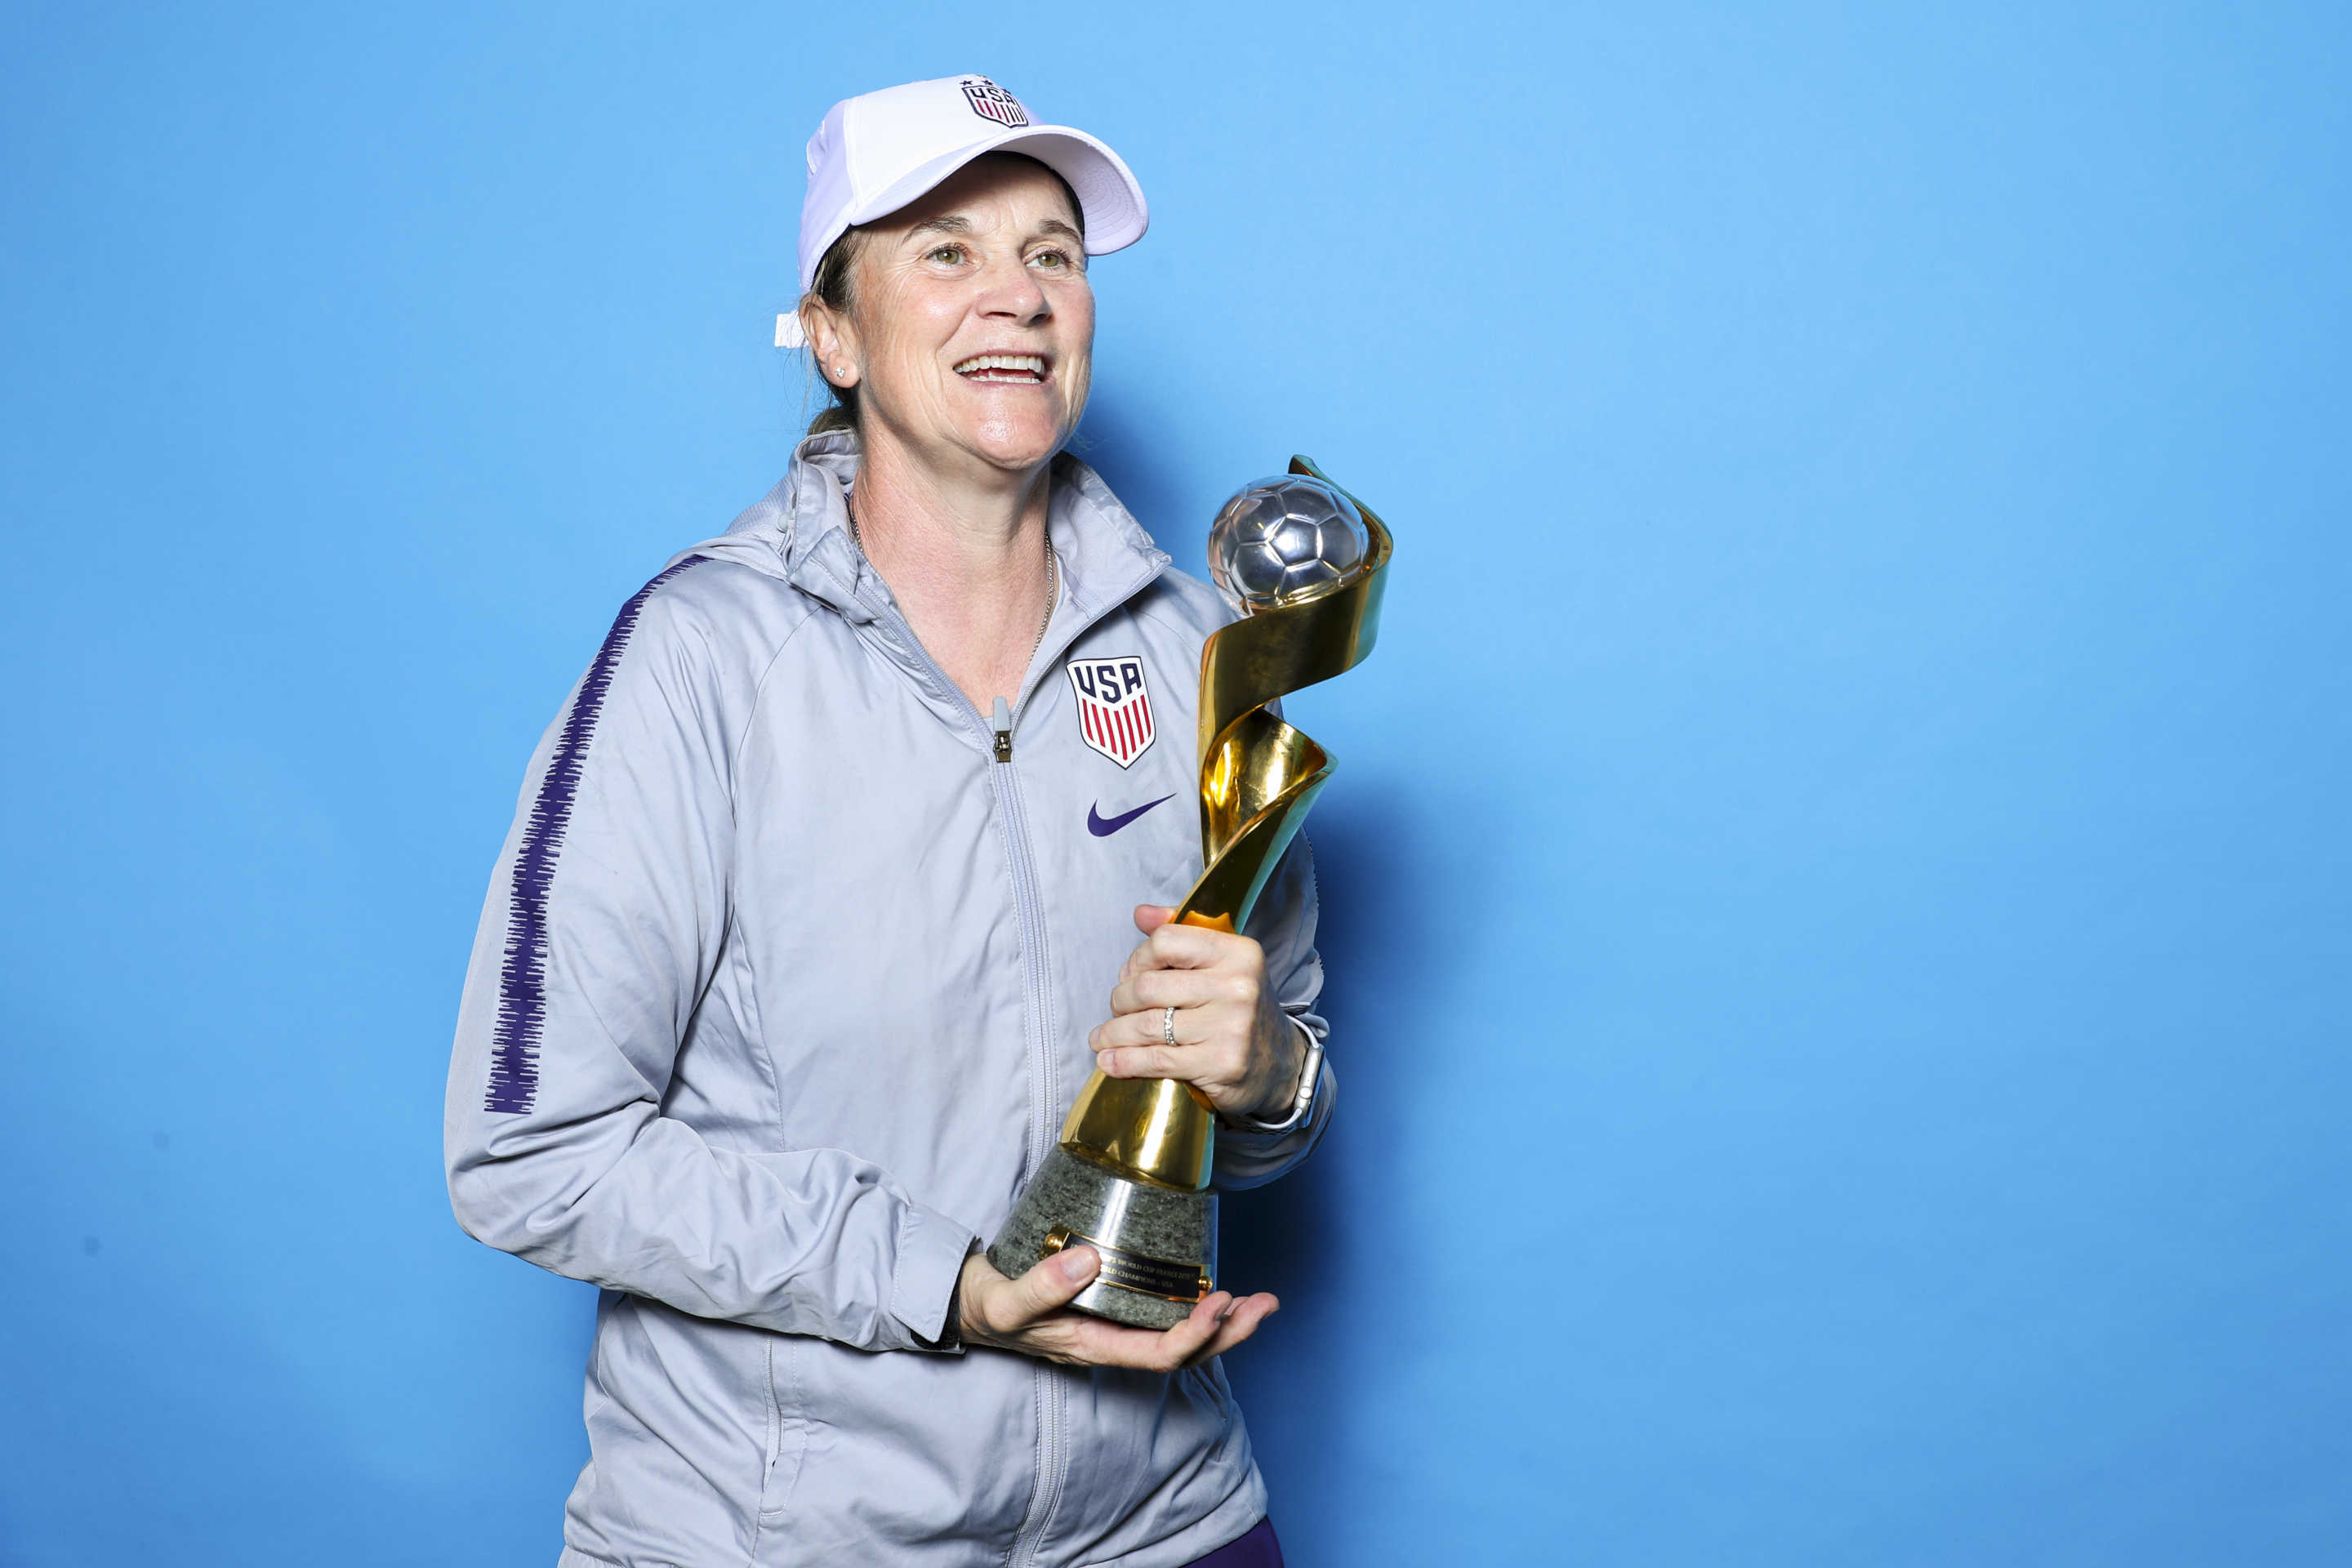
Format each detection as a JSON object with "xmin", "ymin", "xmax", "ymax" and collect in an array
[{"xmin": 846, "ymin": 486, "xmax": 1058, "ymax": 674}]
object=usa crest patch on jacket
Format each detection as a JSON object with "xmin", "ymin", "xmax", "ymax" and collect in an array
[{"xmin": 1067, "ymin": 653, "xmax": 1156, "ymax": 767}]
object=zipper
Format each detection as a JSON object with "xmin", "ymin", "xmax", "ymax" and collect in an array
[
  {"xmin": 844, "ymin": 595, "xmax": 1072, "ymax": 1566},
  {"xmin": 930, "ymin": 682, "xmax": 1074, "ymax": 1566},
  {"xmin": 835, "ymin": 537, "xmax": 1168, "ymax": 1568},
  {"xmin": 988, "ymin": 696, "xmax": 1067, "ymax": 1568}
]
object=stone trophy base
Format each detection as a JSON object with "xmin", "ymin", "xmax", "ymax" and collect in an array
[{"xmin": 986, "ymin": 1146, "xmax": 1217, "ymax": 1331}]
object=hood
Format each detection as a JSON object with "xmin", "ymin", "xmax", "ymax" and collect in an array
[{"xmin": 675, "ymin": 430, "xmax": 1173, "ymax": 626}]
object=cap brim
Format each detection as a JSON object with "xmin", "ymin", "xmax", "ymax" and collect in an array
[
  {"xmin": 846, "ymin": 122, "xmax": 1148, "ymax": 261},
  {"xmin": 783, "ymin": 122, "xmax": 1148, "ymax": 344}
]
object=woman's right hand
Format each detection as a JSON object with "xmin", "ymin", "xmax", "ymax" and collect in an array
[{"xmin": 956, "ymin": 1247, "xmax": 1276, "ymax": 1370}]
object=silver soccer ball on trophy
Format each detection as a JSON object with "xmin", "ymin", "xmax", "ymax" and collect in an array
[{"xmin": 1207, "ymin": 476, "xmax": 1371, "ymax": 612}]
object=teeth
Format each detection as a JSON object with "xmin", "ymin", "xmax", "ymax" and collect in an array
[{"xmin": 954, "ymin": 354, "xmax": 1047, "ymax": 375}]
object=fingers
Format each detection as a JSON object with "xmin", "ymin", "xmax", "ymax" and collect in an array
[
  {"xmin": 977, "ymin": 1285, "xmax": 1281, "ymax": 1372},
  {"xmin": 1112, "ymin": 908, "xmax": 1183, "ymax": 987},
  {"xmin": 1107, "ymin": 964, "xmax": 1254, "ymax": 1022},
  {"xmin": 1064, "ymin": 1292, "xmax": 1235, "ymax": 1371},
  {"xmin": 1028, "ymin": 1307, "xmax": 1200, "ymax": 1370},
  {"xmin": 1088, "ymin": 1021, "xmax": 1248, "ymax": 1092},
  {"xmin": 1087, "ymin": 1009, "xmax": 1254, "ymax": 1100},
  {"xmin": 1183, "ymin": 1292, "xmax": 1280, "ymax": 1366},
  {"xmin": 1133, "ymin": 1290, "xmax": 1278, "ymax": 1370},
  {"xmin": 1026, "ymin": 1246, "xmax": 1100, "ymax": 1316},
  {"xmin": 974, "ymin": 1246, "xmax": 1099, "ymax": 1337},
  {"xmin": 1088, "ymin": 993, "xmax": 1226, "ymax": 1052},
  {"xmin": 1120, "ymin": 919, "xmax": 1247, "ymax": 982},
  {"xmin": 1093, "ymin": 1042, "xmax": 1192, "ymax": 1081},
  {"xmin": 1089, "ymin": 921, "xmax": 1274, "ymax": 1107}
]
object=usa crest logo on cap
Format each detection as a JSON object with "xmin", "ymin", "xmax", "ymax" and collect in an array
[
  {"xmin": 1067, "ymin": 654, "xmax": 1156, "ymax": 768},
  {"xmin": 960, "ymin": 77, "xmax": 1030, "ymax": 128}
]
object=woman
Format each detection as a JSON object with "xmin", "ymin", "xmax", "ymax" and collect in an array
[{"xmin": 446, "ymin": 75, "xmax": 1333, "ymax": 1568}]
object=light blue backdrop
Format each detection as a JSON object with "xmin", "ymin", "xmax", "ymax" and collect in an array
[{"xmin": 3, "ymin": 3, "xmax": 2347, "ymax": 1564}]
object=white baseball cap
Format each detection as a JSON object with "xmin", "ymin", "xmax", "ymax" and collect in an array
[{"xmin": 773, "ymin": 75, "xmax": 1148, "ymax": 349}]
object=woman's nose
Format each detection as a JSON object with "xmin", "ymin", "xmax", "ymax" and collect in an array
[{"xmin": 976, "ymin": 257, "xmax": 1049, "ymax": 323}]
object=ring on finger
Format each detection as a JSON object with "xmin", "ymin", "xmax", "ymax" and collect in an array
[{"xmin": 1161, "ymin": 1005, "xmax": 1178, "ymax": 1047}]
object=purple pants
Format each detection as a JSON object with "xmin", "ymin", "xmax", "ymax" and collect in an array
[{"xmin": 1187, "ymin": 1518, "xmax": 1282, "ymax": 1567}]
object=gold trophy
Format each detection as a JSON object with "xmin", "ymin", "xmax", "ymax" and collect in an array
[{"xmin": 987, "ymin": 457, "xmax": 1392, "ymax": 1328}]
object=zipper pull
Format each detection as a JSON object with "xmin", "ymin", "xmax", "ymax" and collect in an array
[{"xmin": 991, "ymin": 696, "xmax": 1013, "ymax": 762}]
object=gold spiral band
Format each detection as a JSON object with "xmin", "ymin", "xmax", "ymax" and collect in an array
[{"xmin": 1057, "ymin": 457, "xmax": 1393, "ymax": 1192}]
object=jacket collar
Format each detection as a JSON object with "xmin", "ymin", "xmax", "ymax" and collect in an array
[{"xmin": 680, "ymin": 430, "xmax": 1171, "ymax": 629}]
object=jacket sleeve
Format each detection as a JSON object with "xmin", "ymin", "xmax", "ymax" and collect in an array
[
  {"xmin": 443, "ymin": 572, "xmax": 973, "ymax": 1351},
  {"xmin": 1214, "ymin": 831, "xmax": 1339, "ymax": 1191}
]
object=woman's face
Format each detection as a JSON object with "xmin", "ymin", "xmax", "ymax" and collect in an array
[{"xmin": 824, "ymin": 155, "xmax": 1094, "ymax": 480}]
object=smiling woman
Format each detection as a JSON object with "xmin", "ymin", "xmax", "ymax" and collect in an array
[
  {"xmin": 444, "ymin": 74, "xmax": 1330, "ymax": 1568},
  {"xmin": 801, "ymin": 154, "xmax": 1086, "ymax": 437},
  {"xmin": 791, "ymin": 154, "xmax": 1102, "ymax": 710}
]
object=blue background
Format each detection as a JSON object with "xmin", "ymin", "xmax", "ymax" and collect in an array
[{"xmin": 3, "ymin": 3, "xmax": 2347, "ymax": 1564}]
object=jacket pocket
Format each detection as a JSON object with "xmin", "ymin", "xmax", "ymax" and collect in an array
[{"xmin": 756, "ymin": 1334, "xmax": 811, "ymax": 1524}]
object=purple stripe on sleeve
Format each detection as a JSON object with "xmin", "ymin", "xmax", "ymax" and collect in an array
[{"xmin": 483, "ymin": 556, "xmax": 710, "ymax": 1115}]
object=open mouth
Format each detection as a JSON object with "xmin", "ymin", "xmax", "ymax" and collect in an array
[{"xmin": 953, "ymin": 353, "xmax": 1049, "ymax": 385}]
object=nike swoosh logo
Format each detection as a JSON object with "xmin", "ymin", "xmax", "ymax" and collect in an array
[{"xmin": 1088, "ymin": 794, "xmax": 1177, "ymax": 837}]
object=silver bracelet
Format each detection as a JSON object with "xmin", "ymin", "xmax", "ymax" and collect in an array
[{"xmin": 1223, "ymin": 1016, "xmax": 1324, "ymax": 1134}]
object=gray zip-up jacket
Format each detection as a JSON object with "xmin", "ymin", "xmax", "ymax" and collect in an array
[{"xmin": 444, "ymin": 432, "xmax": 1334, "ymax": 1568}]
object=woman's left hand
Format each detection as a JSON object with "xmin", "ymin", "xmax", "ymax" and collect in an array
[{"xmin": 1088, "ymin": 905, "xmax": 1305, "ymax": 1122}]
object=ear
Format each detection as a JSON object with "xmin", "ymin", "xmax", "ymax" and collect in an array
[{"xmin": 800, "ymin": 297, "xmax": 861, "ymax": 390}]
